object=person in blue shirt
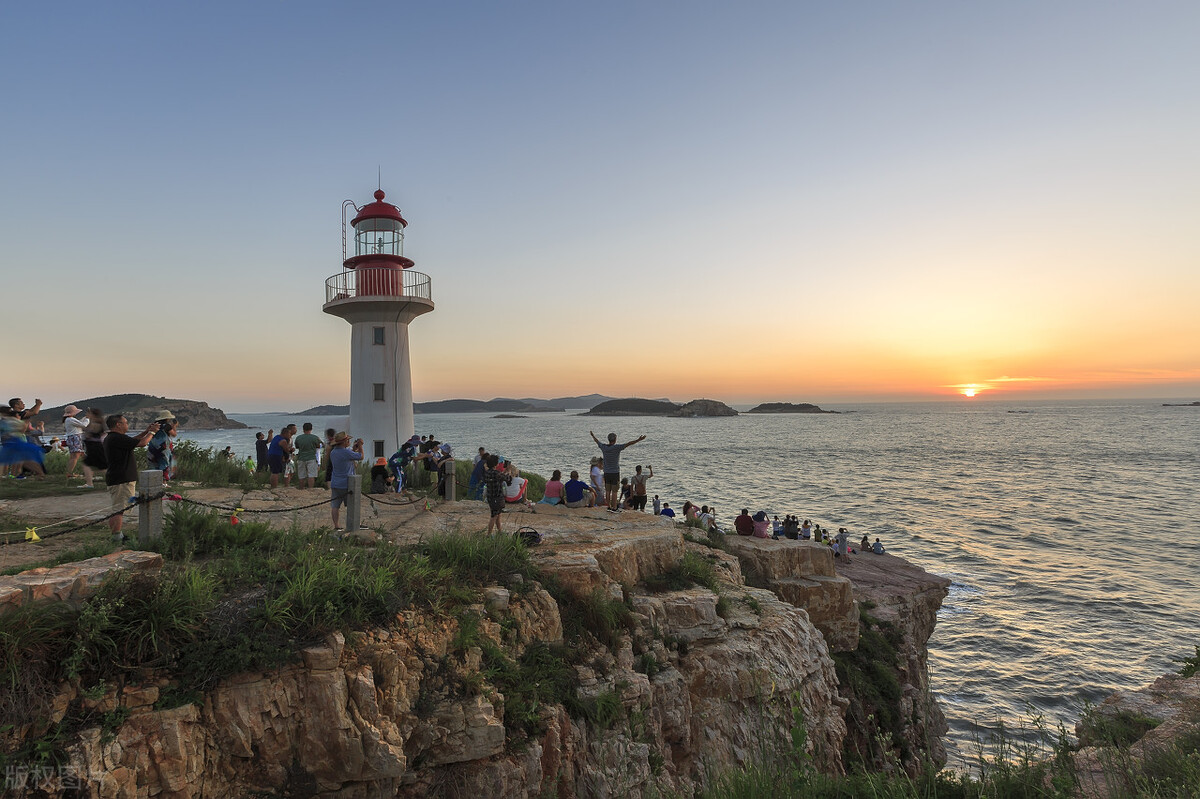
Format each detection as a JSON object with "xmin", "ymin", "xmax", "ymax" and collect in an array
[
  {"xmin": 329, "ymin": 431, "xmax": 364, "ymax": 532},
  {"xmin": 659, "ymin": 502, "xmax": 676, "ymax": 518},
  {"xmin": 562, "ymin": 470, "xmax": 595, "ymax": 508}
]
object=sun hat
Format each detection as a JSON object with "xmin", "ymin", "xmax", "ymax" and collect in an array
[
  {"xmin": 375, "ymin": 457, "xmax": 386, "ymax": 466},
  {"xmin": 333, "ymin": 431, "xmax": 351, "ymax": 445},
  {"xmin": 62, "ymin": 404, "xmax": 82, "ymax": 417},
  {"xmin": 155, "ymin": 410, "xmax": 176, "ymax": 422},
  {"xmin": 440, "ymin": 443, "xmax": 451, "ymax": 454}
]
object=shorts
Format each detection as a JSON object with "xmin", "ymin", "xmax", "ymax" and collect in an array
[
  {"xmin": 109, "ymin": 481, "xmax": 136, "ymax": 511},
  {"xmin": 330, "ymin": 488, "xmax": 349, "ymax": 509},
  {"xmin": 632, "ymin": 495, "xmax": 647, "ymax": 510},
  {"xmin": 488, "ymin": 498, "xmax": 505, "ymax": 518},
  {"xmin": 66, "ymin": 434, "xmax": 84, "ymax": 454},
  {"xmin": 604, "ymin": 473, "xmax": 620, "ymax": 487},
  {"xmin": 296, "ymin": 460, "xmax": 319, "ymax": 480},
  {"xmin": 565, "ymin": 498, "xmax": 588, "ymax": 508},
  {"xmin": 268, "ymin": 455, "xmax": 284, "ymax": 475}
]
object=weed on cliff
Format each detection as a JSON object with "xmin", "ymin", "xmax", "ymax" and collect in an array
[
  {"xmin": 557, "ymin": 587, "xmax": 635, "ymax": 652},
  {"xmin": 1174, "ymin": 644, "xmax": 1200, "ymax": 678},
  {"xmin": 1077, "ymin": 706, "xmax": 1161, "ymax": 748},
  {"xmin": 643, "ymin": 551, "xmax": 721, "ymax": 594},
  {"xmin": 833, "ymin": 607, "xmax": 906, "ymax": 769}
]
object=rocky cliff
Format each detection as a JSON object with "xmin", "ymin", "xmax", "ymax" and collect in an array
[{"xmin": 4, "ymin": 500, "xmax": 949, "ymax": 798}]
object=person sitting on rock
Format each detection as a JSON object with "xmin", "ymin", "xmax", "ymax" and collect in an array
[
  {"xmin": 800, "ymin": 519, "xmax": 812, "ymax": 540},
  {"xmin": 659, "ymin": 502, "xmax": 675, "ymax": 518},
  {"xmin": 562, "ymin": 470, "xmax": 594, "ymax": 508},
  {"xmin": 752, "ymin": 510, "xmax": 771, "ymax": 538},
  {"xmin": 861, "ymin": 534, "xmax": 871, "ymax": 552},
  {"xmin": 539, "ymin": 470, "xmax": 565, "ymax": 505},
  {"xmin": 872, "ymin": 537, "xmax": 886, "ymax": 554},
  {"xmin": 734, "ymin": 509, "xmax": 754, "ymax": 536},
  {"xmin": 504, "ymin": 462, "xmax": 532, "ymax": 506}
]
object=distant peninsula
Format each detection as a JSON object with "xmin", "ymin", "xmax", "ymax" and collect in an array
[
  {"xmin": 1162, "ymin": 401, "xmax": 1200, "ymax": 407},
  {"xmin": 39, "ymin": 394, "xmax": 247, "ymax": 430},
  {"xmin": 586, "ymin": 398, "xmax": 738, "ymax": 417},
  {"xmin": 295, "ymin": 395, "xmax": 639, "ymax": 415},
  {"xmin": 746, "ymin": 402, "xmax": 837, "ymax": 414}
]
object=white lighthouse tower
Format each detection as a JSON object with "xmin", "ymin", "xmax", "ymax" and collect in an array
[{"xmin": 323, "ymin": 189, "xmax": 434, "ymax": 461}]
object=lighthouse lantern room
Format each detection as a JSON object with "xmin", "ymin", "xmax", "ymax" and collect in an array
[{"xmin": 323, "ymin": 189, "xmax": 434, "ymax": 460}]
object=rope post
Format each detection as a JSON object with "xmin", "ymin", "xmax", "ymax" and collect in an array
[
  {"xmin": 443, "ymin": 458, "xmax": 456, "ymax": 501},
  {"xmin": 346, "ymin": 472, "xmax": 362, "ymax": 532},
  {"xmin": 138, "ymin": 470, "xmax": 164, "ymax": 546}
]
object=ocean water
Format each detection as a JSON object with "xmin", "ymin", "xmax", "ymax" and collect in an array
[{"xmin": 185, "ymin": 399, "xmax": 1200, "ymax": 761}]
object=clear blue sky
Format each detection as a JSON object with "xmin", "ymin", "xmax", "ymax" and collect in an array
[{"xmin": 4, "ymin": 2, "xmax": 1198, "ymax": 410}]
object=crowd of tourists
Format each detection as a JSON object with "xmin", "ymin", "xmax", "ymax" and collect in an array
[{"xmin": 3, "ymin": 392, "xmax": 890, "ymax": 553}]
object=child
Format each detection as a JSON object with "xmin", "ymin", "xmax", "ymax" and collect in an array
[
  {"xmin": 370, "ymin": 457, "xmax": 392, "ymax": 494},
  {"xmin": 484, "ymin": 454, "xmax": 512, "ymax": 534}
]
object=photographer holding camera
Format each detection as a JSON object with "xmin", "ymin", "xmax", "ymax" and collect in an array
[{"xmin": 328, "ymin": 431, "xmax": 364, "ymax": 532}]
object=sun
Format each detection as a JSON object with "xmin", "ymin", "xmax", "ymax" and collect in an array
[{"xmin": 961, "ymin": 388, "xmax": 977, "ymax": 398}]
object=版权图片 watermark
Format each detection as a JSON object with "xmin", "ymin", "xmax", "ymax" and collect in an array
[{"xmin": 5, "ymin": 764, "xmax": 81, "ymax": 790}]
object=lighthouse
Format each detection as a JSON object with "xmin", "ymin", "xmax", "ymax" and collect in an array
[{"xmin": 323, "ymin": 189, "xmax": 434, "ymax": 460}]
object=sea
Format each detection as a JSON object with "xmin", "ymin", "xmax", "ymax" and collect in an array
[{"xmin": 184, "ymin": 399, "xmax": 1200, "ymax": 764}]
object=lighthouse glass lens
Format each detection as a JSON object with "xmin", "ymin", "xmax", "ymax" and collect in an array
[{"xmin": 355, "ymin": 218, "xmax": 404, "ymax": 256}]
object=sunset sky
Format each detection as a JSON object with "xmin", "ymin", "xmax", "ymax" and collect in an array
[{"xmin": 3, "ymin": 2, "xmax": 1198, "ymax": 411}]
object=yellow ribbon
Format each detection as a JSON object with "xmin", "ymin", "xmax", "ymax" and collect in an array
[{"xmin": 25, "ymin": 527, "xmax": 40, "ymax": 542}]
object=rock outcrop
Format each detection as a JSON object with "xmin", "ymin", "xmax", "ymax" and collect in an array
[
  {"xmin": 5, "ymin": 500, "xmax": 951, "ymax": 798},
  {"xmin": 0, "ymin": 550, "xmax": 162, "ymax": 613},
  {"xmin": 586, "ymin": 398, "xmax": 738, "ymax": 417},
  {"xmin": 746, "ymin": 402, "xmax": 837, "ymax": 414},
  {"xmin": 668, "ymin": 399, "xmax": 738, "ymax": 417},
  {"xmin": 1071, "ymin": 671, "xmax": 1200, "ymax": 799}
]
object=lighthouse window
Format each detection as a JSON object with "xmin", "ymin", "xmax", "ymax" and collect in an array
[
  {"xmin": 372, "ymin": 327, "xmax": 385, "ymax": 345},
  {"xmin": 374, "ymin": 440, "xmax": 385, "ymax": 458},
  {"xmin": 373, "ymin": 383, "xmax": 385, "ymax": 401}
]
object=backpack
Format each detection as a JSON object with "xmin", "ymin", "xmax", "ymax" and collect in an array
[{"xmin": 514, "ymin": 527, "xmax": 541, "ymax": 546}]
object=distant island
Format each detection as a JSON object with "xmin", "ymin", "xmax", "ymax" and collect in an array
[
  {"xmin": 746, "ymin": 402, "xmax": 837, "ymax": 414},
  {"xmin": 586, "ymin": 398, "xmax": 738, "ymax": 417},
  {"xmin": 1162, "ymin": 401, "xmax": 1200, "ymax": 407},
  {"xmin": 39, "ymin": 394, "xmax": 247, "ymax": 430},
  {"xmin": 294, "ymin": 394, "xmax": 651, "ymax": 415},
  {"xmin": 492, "ymin": 414, "xmax": 528, "ymax": 419}
]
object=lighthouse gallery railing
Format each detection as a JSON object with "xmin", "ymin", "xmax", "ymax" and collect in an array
[{"xmin": 324, "ymin": 268, "xmax": 432, "ymax": 304}]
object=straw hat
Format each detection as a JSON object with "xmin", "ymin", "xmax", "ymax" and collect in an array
[
  {"xmin": 333, "ymin": 431, "xmax": 351, "ymax": 445},
  {"xmin": 62, "ymin": 404, "xmax": 82, "ymax": 417},
  {"xmin": 155, "ymin": 410, "xmax": 176, "ymax": 422}
]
